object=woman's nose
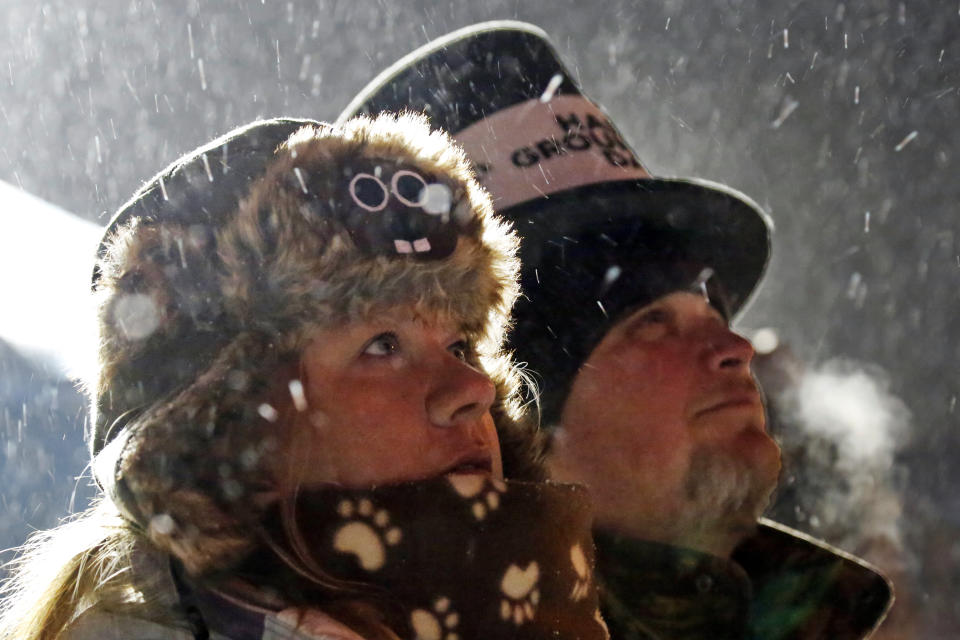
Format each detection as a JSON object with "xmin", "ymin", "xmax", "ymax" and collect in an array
[
  {"xmin": 426, "ymin": 357, "xmax": 496, "ymax": 429},
  {"xmin": 705, "ymin": 325, "xmax": 756, "ymax": 372}
]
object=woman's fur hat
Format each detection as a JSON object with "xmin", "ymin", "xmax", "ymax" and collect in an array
[{"xmin": 88, "ymin": 113, "xmax": 540, "ymax": 575}]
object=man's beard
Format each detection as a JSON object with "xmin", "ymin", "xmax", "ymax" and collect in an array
[{"xmin": 674, "ymin": 445, "xmax": 778, "ymax": 553}]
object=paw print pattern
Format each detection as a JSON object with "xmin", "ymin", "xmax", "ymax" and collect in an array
[
  {"xmin": 332, "ymin": 498, "xmax": 402, "ymax": 572},
  {"xmin": 499, "ymin": 561, "xmax": 540, "ymax": 625},
  {"xmin": 410, "ymin": 596, "xmax": 460, "ymax": 640},
  {"xmin": 447, "ymin": 475, "xmax": 506, "ymax": 521},
  {"xmin": 569, "ymin": 543, "xmax": 591, "ymax": 601},
  {"xmin": 594, "ymin": 608, "xmax": 610, "ymax": 636}
]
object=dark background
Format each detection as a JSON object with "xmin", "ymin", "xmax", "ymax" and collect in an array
[{"xmin": 1, "ymin": 0, "xmax": 957, "ymax": 636}]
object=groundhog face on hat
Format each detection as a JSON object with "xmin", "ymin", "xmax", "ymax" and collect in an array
[{"xmin": 329, "ymin": 158, "xmax": 474, "ymax": 260}]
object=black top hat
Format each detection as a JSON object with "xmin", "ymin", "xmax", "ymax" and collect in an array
[{"xmin": 339, "ymin": 21, "xmax": 772, "ymax": 422}]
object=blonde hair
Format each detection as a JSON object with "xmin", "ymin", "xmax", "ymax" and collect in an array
[
  {"xmin": 0, "ymin": 498, "xmax": 191, "ymax": 640},
  {"xmin": 0, "ymin": 495, "xmax": 424, "ymax": 640}
]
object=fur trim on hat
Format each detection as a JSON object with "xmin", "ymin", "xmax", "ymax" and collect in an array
[{"xmin": 88, "ymin": 113, "xmax": 541, "ymax": 575}]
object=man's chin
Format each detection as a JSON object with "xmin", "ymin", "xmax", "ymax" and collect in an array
[{"xmin": 681, "ymin": 445, "xmax": 779, "ymax": 554}]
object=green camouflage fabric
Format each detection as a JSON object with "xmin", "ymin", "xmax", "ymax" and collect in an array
[
  {"xmin": 596, "ymin": 533, "xmax": 749, "ymax": 640},
  {"xmin": 597, "ymin": 519, "xmax": 893, "ymax": 640}
]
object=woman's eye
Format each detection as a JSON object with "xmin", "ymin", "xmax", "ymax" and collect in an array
[
  {"xmin": 448, "ymin": 340, "xmax": 471, "ymax": 362},
  {"xmin": 363, "ymin": 332, "xmax": 399, "ymax": 356}
]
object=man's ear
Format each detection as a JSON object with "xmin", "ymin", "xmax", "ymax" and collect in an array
[
  {"xmin": 541, "ymin": 426, "xmax": 563, "ymax": 456},
  {"xmin": 542, "ymin": 426, "xmax": 575, "ymax": 481}
]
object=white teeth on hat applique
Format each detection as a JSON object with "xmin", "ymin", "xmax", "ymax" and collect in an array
[{"xmin": 393, "ymin": 238, "xmax": 432, "ymax": 254}]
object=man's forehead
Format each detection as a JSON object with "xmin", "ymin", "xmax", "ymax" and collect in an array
[
  {"xmin": 632, "ymin": 290, "xmax": 728, "ymax": 320},
  {"xmin": 610, "ymin": 267, "xmax": 732, "ymax": 325}
]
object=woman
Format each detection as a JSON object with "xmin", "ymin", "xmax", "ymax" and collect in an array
[{"xmin": 0, "ymin": 114, "xmax": 607, "ymax": 639}]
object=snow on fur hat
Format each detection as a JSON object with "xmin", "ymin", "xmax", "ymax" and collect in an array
[{"xmin": 88, "ymin": 113, "xmax": 532, "ymax": 574}]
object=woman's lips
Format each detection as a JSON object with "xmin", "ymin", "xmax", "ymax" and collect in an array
[{"xmin": 444, "ymin": 453, "xmax": 493, "ymax": 475}]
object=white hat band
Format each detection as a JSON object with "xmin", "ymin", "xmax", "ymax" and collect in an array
[{"xmin": 454, "ymin": 94, "xmax": 650, "ymax": 210}]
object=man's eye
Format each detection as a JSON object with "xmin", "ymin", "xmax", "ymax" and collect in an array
[
  {"xmin": 626, "ymin": 308, "xmax": 671, "ymax": 340},
  {"xmin": 636, "ymin": 309, "xmax": 669, "ymax": 324},
  {"xmin": 363, "ymin": 332, "xmax": 399, "ymax": 356},
  {"xmin": 448, "ymin": 340, "xmax": 471, "ymax": 362}
]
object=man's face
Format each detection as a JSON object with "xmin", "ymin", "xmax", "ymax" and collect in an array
[{"xmin": 547, "ymin": 291, "xmax": 781, "ymax": 557}]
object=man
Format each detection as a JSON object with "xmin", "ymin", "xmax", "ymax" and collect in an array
[
  {"xmin": 339, "ymin": 21, "xmax": 892, "ymax": 639},
  {"xmin": 548, "ymin": 289, "xmax": 781, "ymax": 558}
]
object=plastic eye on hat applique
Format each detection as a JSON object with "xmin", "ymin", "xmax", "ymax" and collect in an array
[{"xmin": 343, "ymin": 166, "xmax": 471, "ymax": 260}]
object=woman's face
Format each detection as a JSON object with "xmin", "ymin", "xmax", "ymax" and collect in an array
[{"xmin": 276, "ymin": 305, "xmax": 503, "ymax": 491}]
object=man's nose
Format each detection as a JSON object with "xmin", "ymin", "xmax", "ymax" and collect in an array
[
  {"xmin": 425, "ymin": 356, "xmax": 496, "ymax": 429},
  {"xmin": 705, "ymin": 325, "xmax": 756, "ymax": 372}
]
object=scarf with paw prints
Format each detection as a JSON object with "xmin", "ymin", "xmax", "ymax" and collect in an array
[{"xmin": 187, "ymin": 476, "xmax": 609, "ymax": 640}]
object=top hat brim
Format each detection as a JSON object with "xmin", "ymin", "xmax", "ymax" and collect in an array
[{"xmin": 506, "ymin": 175, "xmax": 772, "ymax": 320}]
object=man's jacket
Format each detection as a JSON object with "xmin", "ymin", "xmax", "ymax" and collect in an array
[{"xmin": 598, "ymin": 518, "xmax": 893, "ymax": 640}]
